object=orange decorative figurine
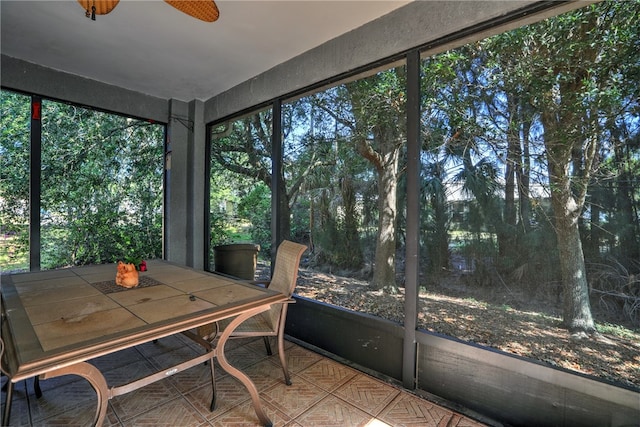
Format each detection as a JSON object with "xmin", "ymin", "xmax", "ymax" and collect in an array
[{"xmin": 115, "ymin": 261, "xmax": 139, "ymax": 288}]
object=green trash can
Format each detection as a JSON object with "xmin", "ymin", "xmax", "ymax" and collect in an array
[{"xmin": 213, "ymin": 243, "xmax": 260, "ymax": 280}]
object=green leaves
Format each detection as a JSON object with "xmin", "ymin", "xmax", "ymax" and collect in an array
[{"xmin": 1, "ymin": 93, "xmax": 165, "ymax": 269}]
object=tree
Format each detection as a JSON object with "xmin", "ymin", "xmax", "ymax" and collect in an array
[
  {"xmin": 39, "ymin": 101, "xmax": 164, "ymax": 267},
  {"xmin": 414, "ymin": 1, "xmax": 639, "ymax": 336},
  {"xmin": 344, "ymin": 68, "xmax": 407, "ymax": 292},
  {"xmin": 210, "ymin": 111, "xmax": 279, "ymax": 246},
  {"xmin": 290, "ymin": 72, "xmax": 406, "ymax": 290},
  {"xmin": 284, "ymin": 93, "xmax": 366, "ymax": 270},
  {"xmin": 527, "ymin": 1, "xmax": 639, "ymax": 335},
  {"xmin": 421, "ymin": 48, "xmax": 505, "ymax": 275},
  {"xmin": 0, "ymin": 91, "xmax": 31, "ymax": 270},
  {"xmin": 1, "ymin": 93, "xmax": 164, "ymax": 270}
]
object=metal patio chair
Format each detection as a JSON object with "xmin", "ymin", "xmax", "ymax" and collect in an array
[{"xmin": 199, "ymin": 240, "xmax": 307, "ymax": 386}]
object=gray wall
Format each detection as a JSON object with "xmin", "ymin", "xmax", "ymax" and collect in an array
[{"xmin": 0, "ymin": 55, "xmax": 168, "ymax": 122}]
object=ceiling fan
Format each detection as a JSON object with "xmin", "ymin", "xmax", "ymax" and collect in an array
[{"xmin": 77, "ymin": 0, "xmax": 220, "ymax": 22}]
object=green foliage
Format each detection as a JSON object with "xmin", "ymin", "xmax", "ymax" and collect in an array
[
  {"xmin": 209, "ymin": 166, "xmax": 244, "ymax": 246},
  {"xmin": 237, "ymin": 182, "xmax": 271, "ymax": 255},
  {"xmin": 289, "ymin": 197, "xmax": 311, "ymax": 250},
  {"xmin": 0, "ymin": 232, "xmax": 29, "ymax": 272},
  {"xmin": 0, "ymin": 92, "xmax": 164, "ymax": 270},
  {"xmin": 313, "ymin": 214, "xmax": 363, "ymax": 270},
  {"xmin": 0, "ymin": 91, "xmax": 31, "ymax": 271},
  {"xmin": 209, "ymin": 207, "xmax": 231, "ymax": 246},
  {"xmin": 597, "ymin": 322, "xmax": 640, "ymax": 340},
  {"xmin": 209, "ymin": 109, "xmax": 274, "ymax": 260},
  {"xmin": 40, "ymin": 102, "xmax": 163, "ymax": 268}
]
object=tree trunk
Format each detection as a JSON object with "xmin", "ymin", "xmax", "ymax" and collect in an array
[
  {"xmin": 277, "ymin": 173, "xmax": 291, "ymax": 241},
  {"xmin": 614, "ymin": 139, "xmax": 640, "ymax": 261},
  {"xmin": 371, "ymin": 143, "xmax": 399, "ymax": 292},
  {"xmin": 518, "ymin": 117, "xmax": 532, "ymax": 233},
  {"xmin": 432, "ymin": 180, "xmax": 449, "ymax": 272},
  {"xmin": 341, "ymin": 176, "xmax": 364, "ymax": 269},
  {"xmin": 345, "ymin": 73, "xmax": 404, "ymax": 293},
  {"xmin": 543, "ymin": 106, "xmax": 597, "ymax": 336},
  {"xmin": 586, "ymin": 187, "xmax": 601, "ymax": 259},
  {"xmin": 500, "ymin": 94, "xmax": 520, "ymax": 257},
  {"xmin": 552, "ymin": 196, "xmax": 596, "ymax": 334},
  {"xmin": 536, "ymin": 9, "xmax": 600, "ymax": 336}
]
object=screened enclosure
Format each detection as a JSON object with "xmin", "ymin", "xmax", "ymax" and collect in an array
[
  {"xmin": 2, "ymin": 1, "xmax": 638, "ymax": 426},
  {"xmin": 202, "ymin": 0, "xmax": 639, "ymax": 393}
]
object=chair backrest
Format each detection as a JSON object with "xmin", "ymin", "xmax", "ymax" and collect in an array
[
  {"xmin": 263, "ymin": 240, "xmax": 307, "ymax": 329},
  {"xmin": 269, "ymin": 240, "xmax": 308, "ymax": 297}
]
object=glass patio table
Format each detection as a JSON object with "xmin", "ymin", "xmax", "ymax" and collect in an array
[{"xmin": 1, "ymin": 260, "xmax": 285, "ymax": 426}]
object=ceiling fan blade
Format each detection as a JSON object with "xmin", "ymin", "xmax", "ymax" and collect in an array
[
  {"xmin": 164, "ymin": 1, "xmax": 220, "ymax": 22},
  {"xmin": 77, "ymin": 0, "xmax": 120, "ymax": 17}
]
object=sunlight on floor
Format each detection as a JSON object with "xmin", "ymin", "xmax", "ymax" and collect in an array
[{"xmin": 365, "ymin": 418, "xmax": 393, "ymax": 426}]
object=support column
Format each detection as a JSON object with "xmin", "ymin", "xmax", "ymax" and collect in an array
[
  {"xmin": 29, "ymin": 96, "xmax": 42, "ymax": 271},
  {"xmin": 403, "ymin": 49, "xmax": 421, "ymax": 390},
  {"xmin": 165, "ymin": 99, "xmax": 191, "ymax": 266},
  {"xmin": 271, "ymin": 100, "xmax": 283, "ymax": 264},
  {"xmin": 189, "ymin": 99, "xmax": 206, "ymax": 270}
]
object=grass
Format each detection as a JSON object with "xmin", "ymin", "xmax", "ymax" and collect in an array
[
  {"xmin": 0, "ymin": 235, "xmax": 28, "ymax": 272},
  {"xmin": 597, "ymin": 322, "xmax": 640, "ymax": 341},
  {"xmin": 222, "ymin": 219, "xmax": 253, "ymax": 243}
]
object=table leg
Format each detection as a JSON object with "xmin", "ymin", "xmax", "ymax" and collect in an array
[
  {"xmin": 216, "ymin": 306, "xmax": 274, "ymax": 427},
  {"xmin": 34, "ymin": 375, "xmax": 42, "ymax": 398},
  {"xmin": 2, "ymin": 379, "xmax": 14, "ymax": 426},
  {"xmin": 40, "ymin": 362, "xmax": 109, "ymax": 427}
]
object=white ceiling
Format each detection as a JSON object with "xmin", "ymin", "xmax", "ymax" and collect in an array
[{"xmin": 1, "ymin": 0, "xmax": 411, "ymax": 101}]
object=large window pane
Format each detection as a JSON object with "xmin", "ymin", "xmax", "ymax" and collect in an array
[
  {"xmin": 0, "ymin": 90, "xmax": 31, "ymax": 272},
  {"xmin": 283, "ymin": 65, "xmax": 408, "ymax": 324},
  {"xmin": 40, "ymin": 101, "xmax": 164, "ymax": 269},
  {"xmin": 418, "ymin": 1, "xmax": 639, "ymax": 388},
  {"xmin": 209, "ymin": 107, "xmax": 273, "ymax": 273}
]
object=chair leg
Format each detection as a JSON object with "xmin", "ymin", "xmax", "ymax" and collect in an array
[
  {"xmin": 209, "ymin": 356, "xmax": 216, "ymax": 411},
  {"xmin": 262, "ymin": 336, "xmax": 272, "ymax": 356},
  {"xmin": 277, "ymin": 334, "xmax": 291, "ymax": 386},
  {"xmin": 180, "ymin": 330, "xmax": 217, "ymax": 412}
]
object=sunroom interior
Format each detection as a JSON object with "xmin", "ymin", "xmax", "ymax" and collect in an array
[{"xmin": 2, "ymin": 1, "xmax": 639, "ymax": 426}]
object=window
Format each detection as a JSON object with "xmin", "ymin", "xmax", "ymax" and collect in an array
[
  {"xmin": 0, "ymin": 91, "xmax": 165, "ymax": 271},
  {"xmin": 0, "ymin": 91, "xmax": 30, "ymax": 272},
  {"xmin": 208, "ymin": 107, "xmax": 273, "ymax": 271},
  {"xmin": 417, "ymin": 1, "xmax": 639, "ymax": 387},
  {"xmin": 282, "ymin": 64, "xmax": 408, "ymax": 324}
]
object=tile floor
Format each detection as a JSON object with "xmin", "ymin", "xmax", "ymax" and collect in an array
[{"xmin": 2, "ymin": 334, "xmax": 490, "ymax": 426}]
